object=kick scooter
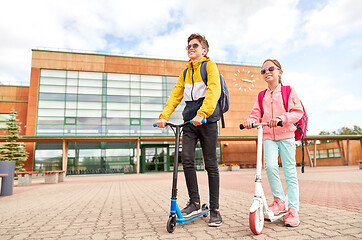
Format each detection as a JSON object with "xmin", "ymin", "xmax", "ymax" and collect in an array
[
  {"xmin": 153, "ymin": 119, "xmax": 209, "ymax": 233},
  {"xmin": 240, "ymin": 121, "xmax": 287, "ymax": 235}
]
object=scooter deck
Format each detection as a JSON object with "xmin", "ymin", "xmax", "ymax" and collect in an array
[
  {"xmin": 265, "ymin": 212, "xmax": 288, "ymax": 222},
  {"xmin": 176, "ymin": 210, "xmax": 209, "ymax": 224}
]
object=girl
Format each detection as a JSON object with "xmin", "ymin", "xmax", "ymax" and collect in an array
[{"xmin": 242, "ymin": 59, "xmax": 304, "ymax": 227}]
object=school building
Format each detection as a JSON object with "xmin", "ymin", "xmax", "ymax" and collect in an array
[{"xmin": 0, "ymin": 49, "xmax": 361, "ymax": 174}]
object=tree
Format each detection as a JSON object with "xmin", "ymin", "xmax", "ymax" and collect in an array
[
  {"xmin": 0, "ymin": 110, "xmax": 28, "ymax": 172},
  {"xmin": 318, "ymin": 125, "xmax": 362, "ymax": 143}
]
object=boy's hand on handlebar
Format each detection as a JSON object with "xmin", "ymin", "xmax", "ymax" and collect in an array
[
  {"xmin": 269, "ymin": 118, "xmax": 282, "ymax": 128},
  {"xmin": 242, "ymin": 119, "xmax": 254, "ymax": 129},
  {"xmin": 192, "ymin": 115, "xmax": 204, "ymax": 126},
  {"xmin": 156, "ymin": 118, "xmax": 167, "ymax": 128}
]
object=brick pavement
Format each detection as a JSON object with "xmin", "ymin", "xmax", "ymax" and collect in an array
[{"xmin": 0, "ymin": 166, "xmax": 361, "ymax": 239}]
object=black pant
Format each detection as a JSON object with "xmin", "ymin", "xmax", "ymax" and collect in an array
[{"xmin": 181, "ymin": 122, "xmax": 219, "ymax": 210}]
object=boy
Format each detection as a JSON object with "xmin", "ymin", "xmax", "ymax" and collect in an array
[{"xmin": 156, "ymin": 33, "xmax": 222, "ymax": 227}]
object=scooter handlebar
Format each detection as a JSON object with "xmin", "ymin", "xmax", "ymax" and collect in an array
[
  {"xmin": 153, "ymin": 119, "xmax": 207, "ymax": 128},
  {"xmin": 240, "ymin": 121, "xmax": 283, "ymax": 130}
]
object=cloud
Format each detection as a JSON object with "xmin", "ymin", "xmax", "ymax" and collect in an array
[
  {"xmin": 328, "ymin": 94, "xmax": 362, "ymax": 112},
  {"xmin": 302, "ymin": 0, "xmax": 362, "ymax": 47}
]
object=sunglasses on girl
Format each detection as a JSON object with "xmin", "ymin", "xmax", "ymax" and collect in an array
[
  {"xmin": 186, "ymin": 43, "xmax": 199, "ymax": 50},
  {"xmin": 260, "ymin": 66, "xmax": 280, "ymax": 75}
]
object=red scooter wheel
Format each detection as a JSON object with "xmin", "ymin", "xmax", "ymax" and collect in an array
[{"xmin": 249, "ymin": 207, "xmax": 264, "ymax": 235}]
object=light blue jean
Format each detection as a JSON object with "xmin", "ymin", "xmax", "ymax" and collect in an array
[{"xmin": 263, "ymin": 138, "xmax": 299, "ymax": 211}]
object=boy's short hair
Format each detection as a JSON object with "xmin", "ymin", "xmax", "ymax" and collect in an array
[{"xmin": 188, "ymin": 33, "xmax": 209, "ymax": 54}]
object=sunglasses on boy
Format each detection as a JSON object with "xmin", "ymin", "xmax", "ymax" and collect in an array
[
  {"xmin": 260, "ymin": 66, "xmax": 280, "ymax": 75},
  {"xmin": 186, "ymin": 43, "xmax": 200, "ymax": 50}
]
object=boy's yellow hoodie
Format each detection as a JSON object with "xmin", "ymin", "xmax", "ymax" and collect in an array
[{"xmin": 159, "ymin": 56, "xmax": 221, "ymax": 122}]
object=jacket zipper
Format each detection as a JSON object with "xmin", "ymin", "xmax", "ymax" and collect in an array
[
  {"xmin": 271, "ymin": 91, "xmax": 276, "ymax": 140},
  {"xmin": 190, "ymin": 63, "xmax": 194, "ymax": 101}
]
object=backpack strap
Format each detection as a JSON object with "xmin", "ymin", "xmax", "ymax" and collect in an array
[
  {"xmin": 200, "ymin": 61, "xmax": 208, "ymax": 84},
  {"xmin": 280, "ymin": 85, "xmax": 291, "ymax": 112},
  {"xmin": 257, "ymin": 89, "xmax": 267, "ymax": 117},
  {"xmin": 183, "ymin": 68, "xmax": 188, "ymax": 81}
]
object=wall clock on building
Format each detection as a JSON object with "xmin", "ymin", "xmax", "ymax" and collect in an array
[{"xmin": 233, "ymin": 68, "xmax": 255, "ymax": 92}]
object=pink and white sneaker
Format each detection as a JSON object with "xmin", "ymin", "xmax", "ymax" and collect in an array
[
  {"xmin": 268, "ymin": 198, "xmax": 286, "ymax": 215},
  {"xmin": 283, "ymin": 208, "xmax": 300, "ymax": 227}
]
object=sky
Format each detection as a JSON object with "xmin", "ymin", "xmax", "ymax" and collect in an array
[{"xmin": 1, "ymin": 0, "xmax": 362, "ymax": 135}]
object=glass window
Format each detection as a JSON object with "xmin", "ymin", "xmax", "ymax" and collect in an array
[
  {"xmin": 65, "ymin": 117, "xmax": 76, "ymax": 125},
  {"xmin": 141, "ymin": 89, "xmax": 163, "ymax": 97},
  {"xmin": 34, "ymin": 149, "xmax": 62, "ymax": 171},
  {"xmin": 141, "ymin": 75, "xmax": 162, "ymax": 83},
  {"xmin": 107, "ymin": 73, "xmax": 129, "ymax": 81},
  {"xmin": 41, "ymin": 69, "xmax": 66, "ymax": 78},
  {"xmin": 107, "ymin": 95, "xmax": 129, "ymax": 102},
  {"xmin": 78, "ymin": 79, "xmax": 102, "ymax": 87},
  {"xmin": 78, "ymin": 86, "xmax": 102, "ymax": 95},
  {"xmin": 77, "ymin": 117, "xmax": 102, "ymax": 125},
  {"xmin": 107, "ymin": 88, "xmax": 129, "ymax": 96},
  {"xmin": 0, "ymin": 114, "xmax": 11, "ymax": 129},
  {"xmin": 38, "ymin": 109, "xmax": 64, "ymax": 117},
  {"xmin": 78, "ymin": 109, "xmax": 101, "ymax": 117},
  {"xmin": 67, "ymin": 71, "xmax": 78, "ymax": 78},
  {"xmin": 107, "ymin": 80, "xmax": 129, "ymax": 88},
  {"xmin": 78, "ymin": 101, "xmax": 102, "ymax": 110},
  {"xmin": 130, "ymin": 119, "xmax": 140, "ymax": 125},
  {"xmin": 65, "ymin": 109, "xmax": 77, "ymax": 117},
  {"xmin": 141, "ymin": 82, "xmax": 162, "ymax": 90},
  {"xmin": 79, "ymin": 71, "xmax": 102, "ymax": 80},
  {"xmin": 40, "ymin": 77, "xmax": 66, "ymax": 86},
  {"xmin": 37, "ymin": 117, "xmax": 64, "ymax": 125},
  {"xmin": 141, "ymin": 111, "xmax": 159, "ymax": 118},
  {"xmin": 39, "ymin": 93, "xmax": 65, "ymax": 101},
  {"xmin": 66, "ymin": 86, "xmax": 77, "ymax": 94},
  {"xmin": 37, "ymin": 125, "xmax": 64, "ymax": 135},
  {"xmin": 319, "ymin": 149, "xmax": 327, "ymax": 158},
  {"xmin": 67, "ymin": 79, "xmax": 78, "ymax": 86},
  {"xmin": 77, "ymin": 94, "xmax": 102, "ymax": 102},
  {"xmin": 106, "ymin": 118, "xmax": 130, "ymax": 125},
  {"xmin": 66, "ymin": 101, "xmax": 77, "ymax": 109},
  {"xmin": 107, "ymin": 110, "xmax": 129, "ymax": 118},
  {"xmin": 39, "ymin": 85, "xmax": 66, "ymax": 93},
  {"xmin": 38, "ymin": 100, "xmax": 65, "ymax": 109},
  {"xmin": 77, "ymin": 125, "xmax": 102, "ymax": 134},
  {"xmin": 107, "ymin": 102, "xmax": 129, "ymax": 111},
  {"xmin": 107, "ymin": 125, "xmax": 130, "ymax": 135},
  {"xmin": 65, "ymin": 94, "xmax": 77, "ymax": 101},
  {"xmin": 141, "ymin": 103, "xmax": 163, "ymax": 111}
]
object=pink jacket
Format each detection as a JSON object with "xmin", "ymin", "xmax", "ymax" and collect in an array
[{"xmin": 248, "ymin": 84, "xmax": 304, "ymax": 140}]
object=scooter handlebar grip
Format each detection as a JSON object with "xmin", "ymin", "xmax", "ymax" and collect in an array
[
  {"xmin": 153, "ymin": 122, "xmax": 167, "ymax": 127},
  {"xmin": 277, "ymin": 121, "xmax": 284, "ymax": 127},
  {"xmin": 190, "ymin": 119, "xmax": 207, "ymax": 124},
  {"xmin": 240, "ymin": 123, "xmax": 254, "ymax": 130}
]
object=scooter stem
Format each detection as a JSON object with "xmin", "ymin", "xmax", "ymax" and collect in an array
[
  {"xmin": 256, "ymin": 125, "xmax": 264, "ymax": 178},
  {"xmin": 171, "ymin": 126, "xmax": 180, "ymax": 199}
]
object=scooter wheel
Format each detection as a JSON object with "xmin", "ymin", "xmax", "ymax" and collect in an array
[
  {"xmin": 249, "ymin": 207, "xmax": 264, "ymax": 235},
  {"xmin": 202, "ymin": 204, "xmax": 209, "ymax": 217},
  {"xmin": 166, "ymin": 215, "xmax": 176, "ymax": 233}
]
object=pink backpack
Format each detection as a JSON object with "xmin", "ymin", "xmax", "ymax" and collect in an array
[{"xmin": 258, "ymin": 86, "xmax": 308, "ymax": 173}]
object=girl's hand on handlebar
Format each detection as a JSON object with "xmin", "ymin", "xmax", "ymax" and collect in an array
[
  {"xmin": 192, "ymin": 115, "xmax": 204, "ymax": 126},
  {"xmin": 268, "ymin": 118, "xmax": 282, "ymax": 128},
  {"xmin": 242, "ymin": 119, "xmax": 254, "ymax": 129},
  {"xmin": 156, "ymin": 118, "xmax": 167, "ymax": 128}
]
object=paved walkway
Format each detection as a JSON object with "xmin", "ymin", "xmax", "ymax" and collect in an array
[{"xmin": 0, "ymin": 166, "xmax": 361, "ymax": 239}]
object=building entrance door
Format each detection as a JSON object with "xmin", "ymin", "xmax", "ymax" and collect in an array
[{"xmin": 141, "ymin": 145, "xmax": 169, "ymax": 172}]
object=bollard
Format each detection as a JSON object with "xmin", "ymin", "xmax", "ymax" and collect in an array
[{"xmin": 0, "ymin": 161, "xmax": 15, "ymax": 196}]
